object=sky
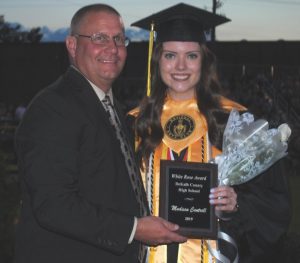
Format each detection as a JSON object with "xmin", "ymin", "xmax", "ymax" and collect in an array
[{"xmin": 1, "ymin": 0, "xmax": 300, "ymax": 41}]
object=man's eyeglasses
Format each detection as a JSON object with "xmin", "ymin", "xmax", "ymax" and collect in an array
[{"xmin": 74, "ymin": 33, "xmax": 130, "ymax": 47}]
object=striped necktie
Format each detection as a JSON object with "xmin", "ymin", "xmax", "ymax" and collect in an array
[{"xmin": 101, "ymin": 95, "xmax": 148, "ymax": 217}]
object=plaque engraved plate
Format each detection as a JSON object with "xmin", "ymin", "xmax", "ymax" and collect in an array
[{"xmin": 159, "ymin": 160, "xmax": 218, "ymax": 239}]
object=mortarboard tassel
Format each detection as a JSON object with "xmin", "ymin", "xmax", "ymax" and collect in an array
[{"xmin": 146, "ymin": 22, "xmax": 155, "ymax": 97}]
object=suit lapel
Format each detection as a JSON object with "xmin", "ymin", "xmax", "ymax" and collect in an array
[{"xmin": 63, "ymin": 67, "xmax": 114, "ymax": 134}]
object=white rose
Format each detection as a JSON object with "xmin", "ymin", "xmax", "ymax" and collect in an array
[{"xmin": 278, "ymin": 123, "xmax": 291, "ymax": 143}]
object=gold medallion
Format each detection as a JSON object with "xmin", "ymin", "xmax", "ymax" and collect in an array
[{"xmin": 164, "ymin": 115, "xmax": 195, "ymax": 140}]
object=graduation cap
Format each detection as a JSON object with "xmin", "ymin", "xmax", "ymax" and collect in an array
[
  {"xmin": 131, "ymin": 3, "xmax": 230, "ymax": 96},
  {"xmin": 131, "ymin": 2, "xmax": 231, "ymax": 43}
]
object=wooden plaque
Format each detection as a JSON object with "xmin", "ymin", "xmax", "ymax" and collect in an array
[{"xmin": 159, "ymin": 160, "xmax": 218, "ymax": 239}]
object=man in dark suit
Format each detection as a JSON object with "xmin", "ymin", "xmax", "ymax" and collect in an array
[{"xmin": 14, "ymin": 4, "xmax": 186, "ymax": 263}]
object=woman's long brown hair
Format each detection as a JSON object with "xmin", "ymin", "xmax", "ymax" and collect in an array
[{"xmin": 135, "ymin": 42, "xmax": 229, "ymax": 166}]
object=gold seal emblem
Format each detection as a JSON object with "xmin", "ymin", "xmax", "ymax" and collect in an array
[{"xmin": 164, "ymin": 115, "xmax": 195, "ymax": 140}]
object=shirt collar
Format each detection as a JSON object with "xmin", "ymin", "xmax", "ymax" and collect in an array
[{"xmin": 71, "ymin": 65, "xmax": 114, "ymax": 104}]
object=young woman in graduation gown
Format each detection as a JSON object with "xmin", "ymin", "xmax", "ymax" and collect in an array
[{"xmin": 128, "ymin": 4, "xmax": 291, "ymax": 263}]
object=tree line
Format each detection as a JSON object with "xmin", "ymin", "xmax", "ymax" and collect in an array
[{"xmin": 0, "ymin": 15, "xmax": 42, "ymax": 43}]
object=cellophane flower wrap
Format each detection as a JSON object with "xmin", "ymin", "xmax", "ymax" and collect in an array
[{"xmin": 213, "ymin": 109, "xmax": 291, "ymax": 186}]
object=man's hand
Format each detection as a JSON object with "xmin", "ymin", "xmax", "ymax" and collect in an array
[{"xmin": 134, "ymin": 216, "xmax": 187, "ymax": 246}]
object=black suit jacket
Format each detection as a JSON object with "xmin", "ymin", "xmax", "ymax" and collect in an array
[{"xmin": 14, "ymin": 67, "xmax": 145, "ymax": 263}]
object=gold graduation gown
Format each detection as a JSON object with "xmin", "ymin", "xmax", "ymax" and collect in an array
[{"xmin": 129, "ymin": 96, "xmax": 245, "ymax": 263}]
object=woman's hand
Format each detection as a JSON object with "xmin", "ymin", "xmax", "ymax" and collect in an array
[{"xmin": 209, "ymin": 186, "xmax": 238, "ymax": 213}]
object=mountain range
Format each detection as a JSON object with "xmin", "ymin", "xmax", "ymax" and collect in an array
[
  {"xmin": 5, "ymin": 22, "xmax": 213, "ymax": 42},
  {"xmin": 40, "ymin": 26, "xmax": 149, "ymax": 42}
]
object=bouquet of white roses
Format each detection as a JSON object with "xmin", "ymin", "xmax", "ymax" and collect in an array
[{"xmin": 212, "ymin": 109, "xmax": 291, "ymax": 186}]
